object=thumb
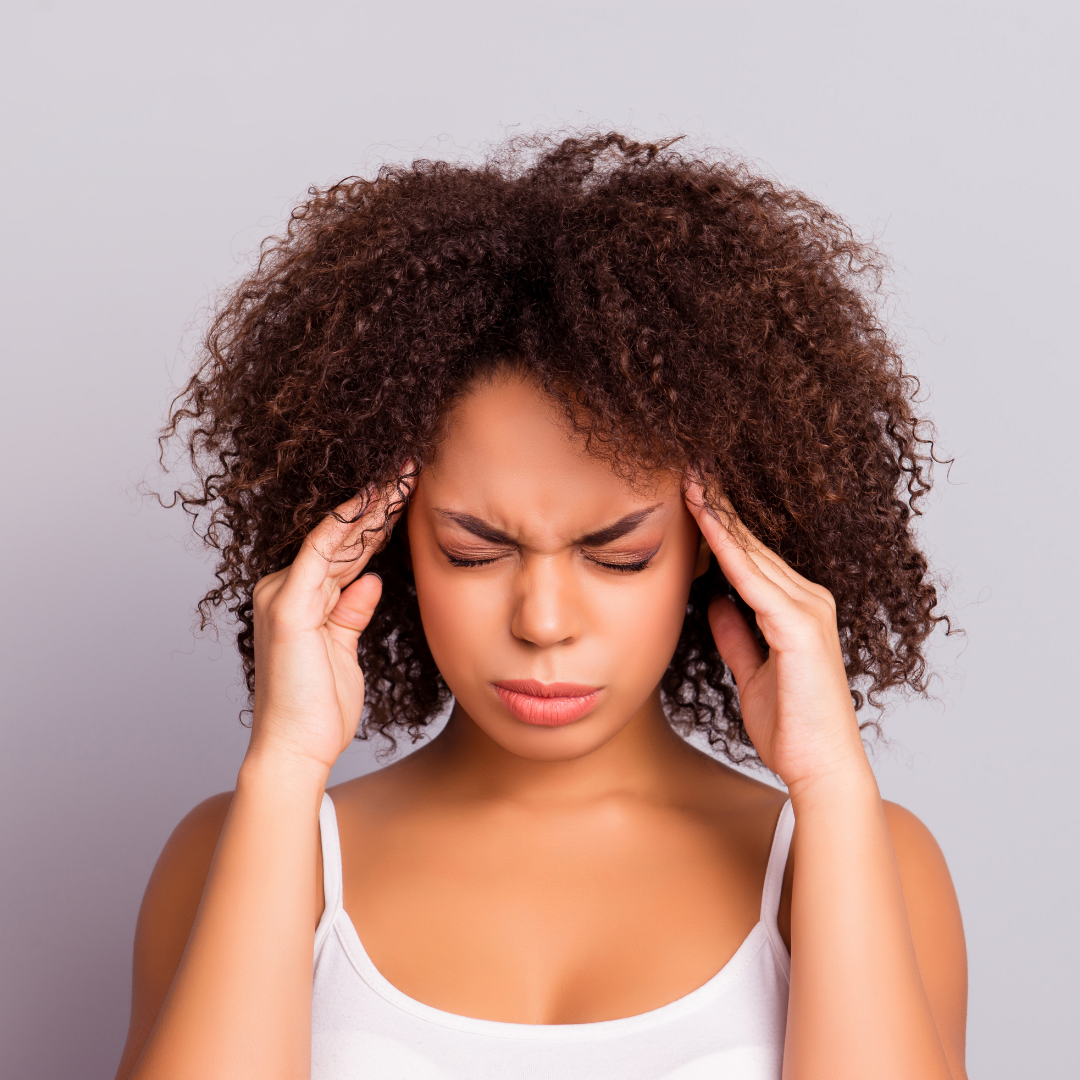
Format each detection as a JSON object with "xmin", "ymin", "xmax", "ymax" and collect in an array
[
  {"xmin": 708, "ymin": 596, "xmax": 766, "ymax": 693},
  {"xmin": 326, "ymin": 572, "xmax": 383, "ymax": 651}
]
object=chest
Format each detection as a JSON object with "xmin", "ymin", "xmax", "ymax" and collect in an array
[{"xmin": 338, "ymin": 802, "xmax": 775, "ymax": 1024}]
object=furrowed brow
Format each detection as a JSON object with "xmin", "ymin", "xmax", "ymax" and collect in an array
[
  {"xmin": 435, "ymin": 511, "xmax": 514, "ymax": 545},
  {"xmin": 577, "ymin": 505, "xmax": 661, "ymax": 546},
  {"xmin": 434, "ymin": 504, "xmax": 661, "ymax": 547}
]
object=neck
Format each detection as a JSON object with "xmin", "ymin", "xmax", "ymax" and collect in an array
[{"xmin": 418, "ymin": 689, "xmax": 702, "ymax": 806}]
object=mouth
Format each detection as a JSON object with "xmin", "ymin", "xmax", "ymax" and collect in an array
[{"xmin": 492, "ymin": 679, "xmax": 603, "ymax": 727}]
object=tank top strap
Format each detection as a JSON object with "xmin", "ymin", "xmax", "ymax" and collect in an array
[
  {"xmin": 315, "ymin": 791, "xmax": 344, "ymax": 955},
  {"xmin": 759, "ymin": 798, "xmax": 794, "ymax": 978}
]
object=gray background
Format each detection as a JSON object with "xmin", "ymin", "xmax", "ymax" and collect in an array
[{"xmin": 1, "ymin": 1, "xmax": 1076, "ymax": 1076}]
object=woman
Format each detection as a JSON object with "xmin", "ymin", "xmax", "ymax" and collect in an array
[{"xmin": 117, "ymin": 133, "xmax": 967, "ymax": 1079}]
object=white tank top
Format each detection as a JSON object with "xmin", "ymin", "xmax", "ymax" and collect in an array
[{"xmin": 313, "ymin": 792, "xmax": 794, "ymax": 1080}]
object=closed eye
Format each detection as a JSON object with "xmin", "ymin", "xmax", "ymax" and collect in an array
[
  {"xmin": 439, "ymin": 545, "xmax": 509, "ymax": 568},
  {"xmin": 584, "ymin": 547, "xmax": 659, "ymax": 573},
  {"xmin": 444, "ymin": 554, "xmax": 503, "ymax": 567},
  {"xmin": 590, "ymin": 557, "xmax": 653, "ymax": 573},
  {"xmin": 440, "ymin": 545, "xmax": 660, "ymax": 571}
]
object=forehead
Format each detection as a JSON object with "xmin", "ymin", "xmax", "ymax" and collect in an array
[{"xmin": 421, "ymin": 374, "xmax": 677, "ymax": 535}]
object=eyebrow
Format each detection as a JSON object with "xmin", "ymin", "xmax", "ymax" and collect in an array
[{"xmin": 434, "ymin": 505, "xmax": 662, "ymax": 547}]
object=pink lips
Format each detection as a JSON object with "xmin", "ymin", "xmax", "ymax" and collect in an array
[{"xmin": 493, "ymin": 679, "xmax": 602, "ymax": 727}]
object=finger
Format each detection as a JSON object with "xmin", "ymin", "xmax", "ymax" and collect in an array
[
  {"xmin": 684, "ymin": 481, "xmax": 820, "ymax": 604},
  {"xmin": 683, "ymin": 481, "xmax": 788, "ymax": 578},
  {"xmin": 691, "ymin": 483, "xmax": 830, "ymax": 600},
  {"xmin": 284, "ymin": 490, "xmax": 370, "ymax": 595},
  {"xmin": 329, "ymin": 460, "xmax": 416, "ymax": 565},
  {"xmin": 323, "ymin": 478, "xmax": 414, "ymax": 590},
  {"xmin": 708, "ymin": 596, "xmax": 766, "ymax": 692},
  {"xmin": 325, "ymin": 572, "xmax": 383, "ymax": 652},
  {"xmin": 289, "ymin": 471, "xmax": 416, "ymax": 596},
  {"xmin": 684, "ymin": 482, "xmax": 797, "ymax": 615}
]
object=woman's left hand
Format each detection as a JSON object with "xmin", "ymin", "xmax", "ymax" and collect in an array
[{"xmin": 684, "ymin": 480, "xmax": 870, "ymax": 793}]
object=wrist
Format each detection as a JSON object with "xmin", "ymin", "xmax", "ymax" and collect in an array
[
  {"xmin": 238, "ymin": 743, "xmax": 332, "ymax": 795},
  {"xmin": 785, "ymin": 746, "xmax": 879, "ymax": 814}
]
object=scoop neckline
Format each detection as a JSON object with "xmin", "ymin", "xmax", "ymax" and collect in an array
[{"xmin": 329, "ymin": 909, "xmax": 772, "ymax": 1041}]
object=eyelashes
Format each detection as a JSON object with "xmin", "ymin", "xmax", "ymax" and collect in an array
[
  {"xmin": 443, "ymin": 552, "xmax": 502, "ymax": 568},
  {"xmin": 594, "ymin": 555, "xmax": 654, "ymax": 573},
  {"xmin": 440, "ymin": 548, "xmax": 658, "ymax": 573}
]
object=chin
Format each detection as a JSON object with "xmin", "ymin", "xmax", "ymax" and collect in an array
[{"xmin": 470, "ymin": 708, "xmax": 633, "ymax": 762}]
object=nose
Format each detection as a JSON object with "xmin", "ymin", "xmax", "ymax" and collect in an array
[{"xmin": 509, "ymin": 555, "xmax": 582, "ymax": 648}]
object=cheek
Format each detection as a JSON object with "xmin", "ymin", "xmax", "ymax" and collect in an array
[
  {"xmin": 594, "ymin": 561, "xmax": 694, "ymax": 671},
  {"xmin": 410, "ymin": 551, "xmax": 504, "ymax": 677},
  {"xmin": 587, "ymin": 523, "xmax": 701, "ymax": 692}
]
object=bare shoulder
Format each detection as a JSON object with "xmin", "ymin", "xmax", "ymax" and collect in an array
[
  {"xmin": 114, "ymin": 793, "xmax": 234, "ymax": 1079},
  {"xmin": 884, "ymin": 799, "xmax": 947, "ymax": 856},
  {"xmin": 141, "ymin": 793, "xmax": 235, "ymax": 938},
  {"xmin": 882, "ymin": 801, "xmax": 969, "ymax": 1079},
  {"xmin": 882, "ymin": 800, "xmax": 967, "ymax": 929}
]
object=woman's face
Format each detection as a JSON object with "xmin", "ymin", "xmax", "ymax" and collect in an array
[{"xmin": 407, "ymin": 373, "xmax": 707, "ymax": 762}]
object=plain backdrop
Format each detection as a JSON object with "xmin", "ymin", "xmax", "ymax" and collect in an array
[{"xmin": 1, "ymin": 1, "xmax": 1076, "ymax": 1076}]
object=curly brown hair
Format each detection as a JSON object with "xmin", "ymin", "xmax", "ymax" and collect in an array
[{"xmin": 162, "ymin": 131, "xmax": 948, "ymax": 761}]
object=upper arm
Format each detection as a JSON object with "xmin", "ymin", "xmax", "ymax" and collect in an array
[
  {"xmin": 114, "ymin": 792, "xmax": 234, "ymax": 1080},
  {"xmin": 883, "ymin": 801, "xmax": 969, "ymax": 1080}
]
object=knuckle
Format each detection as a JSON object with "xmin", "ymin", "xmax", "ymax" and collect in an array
[
  {"xmin": 253, "ymin": 583, "xmax": 296, "ymax": 633},
  {"xmin": 794, "ymin": 593, "xmax": 833, "ymax": 628},
  {"xmin": 253, "ymin": 568, "xmax": 285, "ymax": 602},
  {"xmin": 250, "ymin": 578, "xmax": 272, "ymax": 613},
  {"xmin": 262, "ymin": 602, "xmax": 295, "ymax": 635}
]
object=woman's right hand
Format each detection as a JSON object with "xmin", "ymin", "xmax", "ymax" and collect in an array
[
  {"xmin": 246, "ymin": 474, "xmax": 413, "ymax": 778},
  {"xmin": 118, "ymin": 477, "xmax": 414, "ymax": 1080}
]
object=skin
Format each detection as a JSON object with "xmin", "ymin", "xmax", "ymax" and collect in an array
[{"xmin": 116, "ymin": 372, "xmax": 968, "ymax": 1080}]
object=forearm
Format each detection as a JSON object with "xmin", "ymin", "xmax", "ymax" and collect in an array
[
  {"xmin": 131, "ymin": 755, "xmax": 326, "ymax": 1080},
  {"xmin": 784, "ymin": 761, "xmax": 954, "ymax": 1080}
]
